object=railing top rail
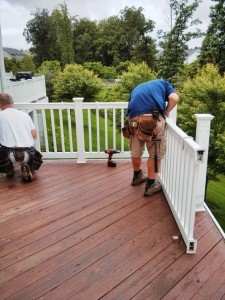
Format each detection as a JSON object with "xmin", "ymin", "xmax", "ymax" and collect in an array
[
  {"xmin": 15, "ymin": 102, "xmax": 75, "ymax": 109},
  {"xmin": 82, "ymin": 101, "xmax": 128, "ymax": 109},
  {"xmin": 15, "ymin": 101, "xmax": 129, "ymax": 110},
  {"xmin": 166, "ymin": 117, "xmax": 204, "ymax": 161}
]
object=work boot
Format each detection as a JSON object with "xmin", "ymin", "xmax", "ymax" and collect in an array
[
  {"xmin": 6, "ymin": 168, "xmax": 15, "ymax": 178},
  {"xmin": 131, "ymin": 170, "xmax": 147, "ymax": 186},
  {"xmin": 144, "ymin": 180, "xmax": 161, "ymax": 197},
  {"xmin": 21, "ymin": 163, "xmax": 33, "ymax": 182}
]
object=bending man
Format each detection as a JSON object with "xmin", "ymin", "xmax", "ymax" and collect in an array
[{"xmin": 127, "ymin": 79, "xmax": 179, "ymax": 196}]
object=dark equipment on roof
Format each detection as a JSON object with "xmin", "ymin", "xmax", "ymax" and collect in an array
[{"xmin": 15, "ymin": 71, "xmax": 34, "ymax": 81}]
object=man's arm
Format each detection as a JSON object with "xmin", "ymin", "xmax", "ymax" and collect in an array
[
  {"xmin": 165, "ymin": 92, "xmax": 179, "ymax": 117},
  {"xmin": 31, "ymin": 129, "xmax": 38, "ymax": 139}
]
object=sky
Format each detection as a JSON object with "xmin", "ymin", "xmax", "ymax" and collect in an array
[{"xmin": 0, "ymin": 0, "xmax": 214, "ymax": 50}]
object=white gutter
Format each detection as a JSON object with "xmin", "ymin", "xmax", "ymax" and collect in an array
[{"xmin": 0, "ymin": 23, "xmax": 6, "ymax": 93}]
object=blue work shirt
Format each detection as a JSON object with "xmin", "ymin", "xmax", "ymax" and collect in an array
[{"xmin": 127, "ymin": 79, "xmax": 176, "ymax": 118}]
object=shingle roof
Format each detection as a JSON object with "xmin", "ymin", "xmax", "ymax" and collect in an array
[{"xmin": 3, "ymin": 47, "xmax": 24, "ymax": 56}]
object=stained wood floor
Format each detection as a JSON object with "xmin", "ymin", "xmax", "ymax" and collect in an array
[{"xmin": 0, "ymin": 160, "xmax": 225, "ymax": 300}]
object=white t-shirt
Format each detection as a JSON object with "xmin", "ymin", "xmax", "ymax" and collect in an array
[{"xmin": 0, "ymin": 108, "xmax": 36, "ymax": 147}]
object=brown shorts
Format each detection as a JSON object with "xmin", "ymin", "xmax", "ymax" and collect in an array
[{"xmin": 129, "ymin": 114, "xmax": 166, "ymax": 159}]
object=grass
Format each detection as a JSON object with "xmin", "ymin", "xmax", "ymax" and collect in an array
[
  {"xmin": 206, "ymin": 174, "xmax": 225, "ymax": 232},
  {"xmin": 41, "ymin": 109, "xmax": 128, "ymax": 152}
]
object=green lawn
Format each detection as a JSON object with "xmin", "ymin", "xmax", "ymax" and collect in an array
[
  {"xmin": 206, "ymin": 174, "xmax": 225, "ymax": 231},
  {"xmin": 42, "ymin": 109, "xmax": 128, "ymax": 152}
]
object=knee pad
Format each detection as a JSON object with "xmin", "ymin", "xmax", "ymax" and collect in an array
[{"xmin": 0, "ymin": 156, "xmax": 13, "ymax": 173}]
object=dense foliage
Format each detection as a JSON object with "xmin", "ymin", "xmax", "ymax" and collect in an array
[
  {"xmin": 23, "ymin": 5, "xmax": 157, "ymax": 69},
  {"xmin": 37, "ymin": 61, "xmax": 62, "ymax": 101},
  {"xmin": 178, "ymin": 64, "xmax": 225, "ymax": 180},
  {"xmin": 199, "ymin": 0, "xmax": 225, "ymax": 74},
  {"xmin": 52, "ymin": 64, "xmax": 103, "ymax": 102},
  {"xmin": 98, "ymin": 62, "xmax": 157, "ymax": 102},
  {"xmin": 4, "ymin": 55, "xmax": 36, "ymax": 74},
  {"xmin": 158, "ymin": 0, "xmax": 203, "ymax": 82}
]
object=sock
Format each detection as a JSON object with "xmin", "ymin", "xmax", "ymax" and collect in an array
[
  {"xmin": 134, "ymin": 169, "xmax": 141, "ymax": 177},
  {"xmin": 147, "ymin": 178, "xmax": 155, "ymax": 186}
]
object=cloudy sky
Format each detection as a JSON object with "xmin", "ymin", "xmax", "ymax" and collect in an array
[{"xmin": 0, "ymin": 0, "xmax": 214, "ymax": 50}]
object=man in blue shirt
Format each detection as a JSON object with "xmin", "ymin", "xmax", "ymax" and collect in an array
[{"xmin": 127, "ymin": 79, "xmax": 179, "ymax": 196}]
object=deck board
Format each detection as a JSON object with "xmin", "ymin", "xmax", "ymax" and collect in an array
[{"xmin": 0, "ymin": 160, "xmax": 224, "ymax": 299}]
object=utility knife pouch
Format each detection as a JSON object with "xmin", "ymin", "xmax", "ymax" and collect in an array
[{"xmin": 122, "ymin": 120, "xmax": 134, "ymax": 139}]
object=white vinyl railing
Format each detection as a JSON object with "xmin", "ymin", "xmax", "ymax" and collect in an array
[
  {"xmin": 5, "ymin": 76, "xmax": 48, "ymax": 104},
  {"xmin": 161, "ymin": 118, "xmax": 204, "ymax": 253},
  {"xmin": 15, "ymin": 99, "xmax": 213, "ymax": 254}
]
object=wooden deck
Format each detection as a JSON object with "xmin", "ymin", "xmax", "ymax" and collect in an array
[{"xmin": 0, "ymin": 160, "xmax": 225, "ymax": 300}]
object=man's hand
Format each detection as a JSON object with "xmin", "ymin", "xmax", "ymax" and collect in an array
[{"xmin": 165, "ymin": 92, "xmax": 179, "ymax": 117}]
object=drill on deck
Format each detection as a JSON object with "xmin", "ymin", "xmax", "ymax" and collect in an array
[{"xmin": 104, "ymin": 149, "xmax": 120, "ymax": 167}]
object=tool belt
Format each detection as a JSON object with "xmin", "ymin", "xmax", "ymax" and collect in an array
[
  {"xmin": 26, "ymin": 147, "xmax": 43, "ymax": 170},
  {"xmin": 122, "ymin": 120, "xmax": 135, "ymax": 139},
  {"xmin": 0, "ymin": 144, "xmax": 43, "ymax": 170},
  {"xmin": 122, "ymin": 111, "xmax": 161, "ymax": 141}
]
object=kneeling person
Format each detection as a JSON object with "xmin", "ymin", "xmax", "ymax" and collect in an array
[{"xmin": 0, "ymin": 93, "xmax": 43, "ymax": 182}]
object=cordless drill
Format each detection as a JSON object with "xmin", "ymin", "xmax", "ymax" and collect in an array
[{"xmin": 104, "ymin": 149, "xmax": 120, "ymax": 167}]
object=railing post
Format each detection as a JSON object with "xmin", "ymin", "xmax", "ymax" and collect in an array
[
  {"xmin": 168, "ymin": 105, "xmax": 177, "ymax": 124},
  {"xmin": 73, "ymin": 97, "xmax": 86, "ymax": 163},
  {"xmin": 195, "ymin": 114, "xmax": 214, "ymax": 211}
]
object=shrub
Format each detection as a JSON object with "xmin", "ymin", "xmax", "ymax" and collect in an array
[{"xmin": 53, "ymin": 64, "xmax": 103, "ymax": 102}]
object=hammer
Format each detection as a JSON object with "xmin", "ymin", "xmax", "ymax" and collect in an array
[{"xmin": 152, "ymin": 131, "xmax": 161, "ymax": 173}]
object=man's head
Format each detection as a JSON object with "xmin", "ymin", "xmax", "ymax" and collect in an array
[{"xmin": 0, "ymin": 93, "xmax": 14, "ymax": 110}]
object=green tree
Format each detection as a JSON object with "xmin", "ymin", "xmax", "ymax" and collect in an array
[
  {"xmin": 120, "ymin": 7, "xmax": 156, "ymax": 68},
  {"xmin": 19, "ymin": 55, "xmax": 36, "ymax": 73},
  {"xmin": 199, "ymin": 0, "xmax": 225, "ymax": 74},
  {"xmin": 96, "ymin": 7, "xmax": 156, "ymax": 67},
  {"xmin": 4, "ymin": 56, "xmax": 36, "ymax": 75},
  {"xmin": 98, "ymin": 62, "xmax": 157, "ymax": 102},
  {"xmin": 53, "ymin": 64, "xmax": 103, "ymax": 102},
  {"xmin": 118, "ymin": 62, "xmax": 157, "ymax": 100},
  {"xmin": 73, "ymin": 18, "xmax": 99, "ymax": 64},
  {"xmin": 38, "ymin": 60, "xmax": 61, "ymax": 101},
  {"xmin": 4, "ymin": 58, "xmax": 21, "ymax": 74},
  {"xmin": 84, "ymin": 62, "xmax": 117, "ymax": 79},
  {"xmin": 177, "ymin": 64, "xmax": 225, "ymax": 180},
  {"xmin": 23, "ymin": 9, "xmax": 58, "ymax": 66},
  {"xmin": 83, "ymin": 62, "xmax": 105, "ymax": 77},
  {"xmin": 158, "ymin": 0, "xmax": 203, "ymax": 82},
  {"xmin": 51, "ymin": 3, "xmax": 75, "ymax": 66},
  {"xmin": 96, "ymin": 16, "xmax": 122, "ymax": 66}
]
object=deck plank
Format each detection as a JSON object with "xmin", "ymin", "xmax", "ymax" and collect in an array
[{"xmin": 0, "ymin": 160, "xmax": 224, "ymax": 299}]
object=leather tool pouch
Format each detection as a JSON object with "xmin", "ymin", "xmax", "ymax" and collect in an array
[
  {"xmin": 13, "ymin": 149, "xmax": 25, "ymax": 162},
  {"xmin": 137, "ymin": 118, "xmax": 157, "ymax": 142},
  {"xmin": 122, "ymin": 120, "xmax": 135, "ymax": 139},
  {"xmin": 32, "ymin": 150, "xmax": 43, "ymax": 170},
  {"xmin": 27, "ymin": 148, "xmax": 43, "ymax": 170}
]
